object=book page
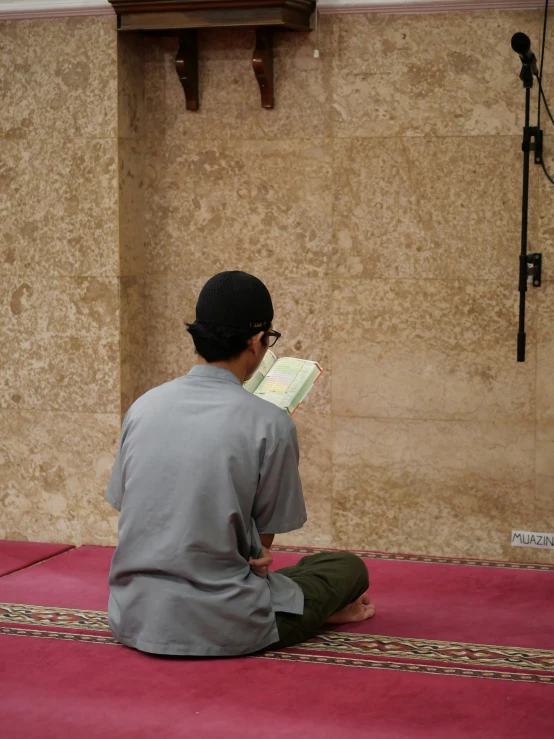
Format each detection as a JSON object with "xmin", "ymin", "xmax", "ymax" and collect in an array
[
  {"xmin": 243, "ymin": 350, "xmax": 277, "ymax": 393},
  {"xmin": 254, "ymin": 357, "xmax": 322, "ymax": 414}
]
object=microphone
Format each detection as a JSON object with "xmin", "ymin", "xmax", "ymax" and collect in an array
[{"xmin": 511, "ymin": 32, "xmax": 538, "ymax": 76}]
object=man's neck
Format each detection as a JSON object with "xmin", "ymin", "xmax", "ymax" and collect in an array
[{"xmin": 196, "ymin": 357, "xmax": 247, "ymax": 384}]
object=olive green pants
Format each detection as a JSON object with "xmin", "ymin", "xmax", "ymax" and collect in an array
[{"xmin": 267, "ymin": 551, "xmax": 370, "ymax": 650}]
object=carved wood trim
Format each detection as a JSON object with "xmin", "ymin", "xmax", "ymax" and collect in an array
[
  {"xmin": 110, "ymin": 0, "xmax": 313, "ymax": 12},
  {"xmin": 110, "ymin": 0, "xmax": 314, "ymax": 30}
]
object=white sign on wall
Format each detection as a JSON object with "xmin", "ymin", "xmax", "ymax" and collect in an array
[{"xmin": 511, "ymin": 530, "xmax": 554, "ymax": 550}]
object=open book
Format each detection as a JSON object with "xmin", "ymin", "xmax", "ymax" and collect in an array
[{"xmin": 243, "ymin": 351, "xmax": 323, "ymax": 415}]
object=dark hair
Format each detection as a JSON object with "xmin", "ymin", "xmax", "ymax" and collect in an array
[{"xmin": 186, "ymin": 321, "xmax": 268, "ymax": 363}]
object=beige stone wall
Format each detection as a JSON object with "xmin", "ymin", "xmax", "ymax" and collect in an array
[
  {"xmin": 132, "ymin": 11, "xmax": 554, "ymax": 562},
  {"xmin": 1, "ymin": 10, "xmax": 553, "ymax": 561},
  {"xmin": 118, "ymin": 33, "xmax": 146, "ymax": 416},
  {"xmin": 0, "ymin": 17, "xmax": 121, "ymax": 544}
]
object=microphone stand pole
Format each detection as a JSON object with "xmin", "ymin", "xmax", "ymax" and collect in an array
[{"xmin": 517, "ymin": 62, "xmax": 542, "ymax": 363}]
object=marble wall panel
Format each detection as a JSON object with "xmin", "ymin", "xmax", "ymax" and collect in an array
[
  {"xmin": 1, "ymin": 273, "xmax": 119, "ymax": 413},
  {"xmin": 0, "ymin": 136, "xmax": 119, "ymax": 277},
  {"xmin": 331, "ymin": 136, "xmax": 539, "ymax": 283},
  {"xmin": 118, "ymin": 139, "xmax": 145, "ymax": 278},
  {"xmin": 536, "ymin": 441, "xmax": 554, "ymax": 514},
  {"xmin": 538, "ymin": 137, "xmax": 554, "ymax": 279},
  {"xmin": 120, "ymin": 275, "xmax": 147, "ymax": 417},
  {"xmin": 537, "ymin": 282, "xmax": 554, "ymax": 440},
  {"xmin": 332, "ymin": 279, "xmax": 534, "ymax": 350},
  {"xmin": 332, "ymin": 11, "xmax": 542, "ymax": 138},
  {"xmin": 118, "ymin": 33, "xmax": 144, "ymax": 142},
  {"xmin": 117, "ymin": 34, "xmax": 146, "ymax": 420},
  {"xmin": 333, "ymin": 416, "xmax": 536, "ymax": 560},
  {"xmin": 332, "ymin": 279, "xmax": 536, "ymax": 422},
  {"xmin": 0, "ymin": 17, "xmax": 117, "ymax": 139},
  {"xmin": 0, "ymin": 410, "xmax": 120, "ymax": 545},
  {"xmin": 140, "ymin": 274, "xmax": 202, "ymax": 395},
  {"xmin": 143, "ymin": 138, "xmax": 333, "ymax": 280},
  {"xmin": 536, "ymin": 282, "xmax": 554, "ymax": 531},
  {"xmin": 0, "ymin": 17, "xmax": 121, "ymax": 543},
  {"xmin": 276, "ymin": 413, "xmax": 334, "ymax": 547}
]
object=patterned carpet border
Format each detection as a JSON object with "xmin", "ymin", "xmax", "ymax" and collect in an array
[
  {"xmin": 2, "ymin": 603, "xmax": 554, "ymax": 681},
  {"xmin": 2, "ymin": 625, "xmax": 553, "ymax": 685},
  {"xmin": 1, "ymin": 626, "xmax": 116, "ymax": 645},
  {"xmin": 295, "ymin": 631, "xmax": 554, "ymax": 673},
  {"xmin": 260, "ymin": 651, "xmax": 554, "ymax": 684},
  {"xmin": 271, "ymin": 546, "xmax": 554, "ymax": 571},
  {"xmin": 0, "ymin": 602, "xmax": 109, "ymax": 632}
]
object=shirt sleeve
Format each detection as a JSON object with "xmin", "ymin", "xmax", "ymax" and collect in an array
[
  {"xmin": 105, "ymin": 447, "xmax": 123, "ymax": 512},
  {"xmin": 105, "ymin": 412, "xmax": 130, "ymax": 512},
  {"xmin": 252, "ymin": 423, "xmax": 307, "ymax": 535}
]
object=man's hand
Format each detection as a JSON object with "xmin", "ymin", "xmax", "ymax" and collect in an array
[{"xmin": 249, "ymin": 546, "xmax": 273, "ymax": 578}]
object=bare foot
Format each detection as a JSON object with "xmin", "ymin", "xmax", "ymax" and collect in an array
[{"xmin": 326, "ymin": 592, "xmax": 376, "ymax": 625}]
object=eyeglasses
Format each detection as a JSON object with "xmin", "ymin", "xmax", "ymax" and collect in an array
[{"xmin": 264, "ymin": 329, "xmax": 281, "ymax": 348}]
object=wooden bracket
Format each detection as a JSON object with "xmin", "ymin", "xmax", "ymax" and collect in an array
[
  {"xmin": 253, "ymin": 28, "xmax": 274, "ymax": 110},
  {"xmin": 110, "ymin": 0, "xmax": 316, "ymax": 112},
  {"xmin": 175, "ymin": 29, "xmax": 199, "ymax": 111}
]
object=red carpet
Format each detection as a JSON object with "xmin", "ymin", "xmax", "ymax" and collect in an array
[
  {"xmin": 272, "ymin": 549, "xmax": 554, "ymax": 649},
  {"xmin": 0, "ymin": 540, "xmax": 74, "ymax": 577},
  {"xmin": 1, "ymin": 544, "xmax": 553, "ymax": 737},
  {"xmin": 1, "ymin": 545, "xmax": 553, "ymax": 649},
  {"xmin": 1, "ymin": 633, "xmax": 553, "ymax": 739},
  {"xmin": 0, "ymin": 545, "xmax": 113, "ymax": 609}
]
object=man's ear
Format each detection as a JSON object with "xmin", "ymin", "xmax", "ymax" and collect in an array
[{"xmin": 248, "ymin": 331, "xmax": 265, "ymax": 350}]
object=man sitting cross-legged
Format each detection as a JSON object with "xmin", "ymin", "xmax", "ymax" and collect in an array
[{"xmin": 106, "ymin": 271, "xmax": 376, "ymax": 657}]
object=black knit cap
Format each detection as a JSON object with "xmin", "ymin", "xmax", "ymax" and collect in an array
[{"xmin": 195, "ymin": 271, "xmax": 274, "ymax": 331}]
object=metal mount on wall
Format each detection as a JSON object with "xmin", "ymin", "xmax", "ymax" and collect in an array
[
  {"xmin": 525, "ymin": 253, "xmax": 542, "ymax": 288},
  {"xmin": 108, "ymin": 0, "xmax": 315, "ymax": 110}
]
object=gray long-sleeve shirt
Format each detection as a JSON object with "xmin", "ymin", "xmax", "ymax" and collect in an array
[{"xmin": 105, "ymin": 364, "xmax": 307, "ymax": 656}]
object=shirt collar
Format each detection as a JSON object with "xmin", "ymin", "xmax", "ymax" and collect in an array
[{"xmin": 187, "ymin": 364, "xmax": 242, "ymax": 386}]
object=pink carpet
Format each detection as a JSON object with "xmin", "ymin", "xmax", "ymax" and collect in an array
[
  {"xmin": 1, "ymin": 543, "xmax": 553, "ymax": 738},
  {"xmin": 0, "ymin": 545, "xmax": 112, "ymax": 609},
  {"xmin": 272, "ymin": 550, "xmax": 554, "ymax": 649},
  {"xmin": 0, "ymin": 540, "xmax": 74, "ymax": 577},
  {"xmin": 1, "ymin": 545, "xmax": 553, "ymax": 649},
  {"xmin": 1, "ymin": 632, "xmax": 552, "ymax": 739}
]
